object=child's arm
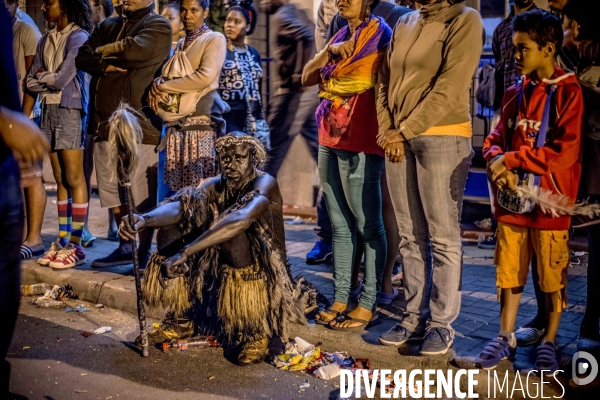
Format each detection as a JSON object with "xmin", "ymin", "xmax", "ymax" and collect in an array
[
  {"xmin": 503, "ymin": 84, "xmax": 584, "ymax": 175},
  {"xmin": 483, "ymin": 89, "xmax": 521, "ymax": 161},
  {"xmin": 35, "ymin": 31, "xmax": 88, "ymax": 91},
  {"xmin": 483, "ymin": 89, "xmax": 520, "ymax": 190}
]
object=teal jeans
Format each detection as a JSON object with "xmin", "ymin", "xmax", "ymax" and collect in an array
[{"xmin": 318, "ymin": 146, "xmax": 387, "ymax": 311}]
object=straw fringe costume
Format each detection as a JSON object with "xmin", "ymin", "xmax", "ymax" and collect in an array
[{"xmin": 142, "ymin": 173, "xmax": 308, "ymax": 345}]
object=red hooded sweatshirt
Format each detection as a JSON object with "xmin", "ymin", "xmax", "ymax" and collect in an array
[{"xmin": 483, "ymin": 67, "xmax": 583, "ymax": 230}]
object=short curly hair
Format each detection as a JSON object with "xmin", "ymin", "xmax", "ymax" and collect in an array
[{"xmin": 513, "ymin": 9, "xmax": 563, "ymax": 52}]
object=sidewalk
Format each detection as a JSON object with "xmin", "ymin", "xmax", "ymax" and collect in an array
[{"xmin": 21, "ymin": 192, "xmax": 591, "ymax": 397}]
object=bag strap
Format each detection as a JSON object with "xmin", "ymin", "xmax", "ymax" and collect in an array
[
  {"xmin": 536, "ymin": 85, "xmax": 556, "ymax": 149},
  {"xmin": 507, "ymin": 82, "xmax": 555, "ymax": 151}
]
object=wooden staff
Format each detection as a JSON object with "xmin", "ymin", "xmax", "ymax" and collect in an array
[{"xmin": 108, "ymin": 103, "xmax": 149, "ymax": 357}]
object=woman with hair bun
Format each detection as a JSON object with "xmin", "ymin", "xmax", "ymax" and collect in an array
[{"xmin": 219, "ymin": 2, "xmax": 268, "ymax": 147}]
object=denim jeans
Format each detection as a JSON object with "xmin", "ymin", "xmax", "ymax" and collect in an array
[
  {"xmin": 386, "ymin": 135, "xmax": 473, "ymax": 335},
  {"xmin": 0, "ymin": 156, "xmax": 24, "ymax": 398},
  {"xmin": 318, "ymin": 146, "xmax": 387, "ymax": 311}
]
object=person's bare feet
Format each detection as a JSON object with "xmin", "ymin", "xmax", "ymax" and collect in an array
[
  {"xmin": 316, "ymin": 301, "xmax": 347, "ymax": 323},
  {"xmin": 329, "ymin": 306, "xmax": 374, "ymax": 329}
]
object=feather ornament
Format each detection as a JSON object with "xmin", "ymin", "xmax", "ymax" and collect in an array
[
  {"xmin": 107, "ymin": 103, "xmax": 143, "ymax": 184},
  {"xmin": 515, "ymin": 185, "xmax": 600, "ymax": 218}
]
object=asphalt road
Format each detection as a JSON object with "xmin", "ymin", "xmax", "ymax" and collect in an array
[{"xmin": 8, "ymin": 300, "xmax": 338, "ymax": 400}]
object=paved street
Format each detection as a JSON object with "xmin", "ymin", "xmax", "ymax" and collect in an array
[{"xmin": 9, "ymin": 192, "xmax": 596, "ymax": 399}]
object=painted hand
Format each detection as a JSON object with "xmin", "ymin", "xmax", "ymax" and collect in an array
[
  {"xmin": 161, "ymin": 251, "xmax": 190, "ymax": 279},
  {"xmin": 118, "ymin": 213, "xmax": 146, "ymax": 241}
]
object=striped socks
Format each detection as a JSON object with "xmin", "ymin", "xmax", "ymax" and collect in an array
[
  {"xmin": 58, "ymin": 199, "xmax": 72, "ymax": 245},
  {"xmin": 70, "ymin": 203, "xmax": 89, "ymax": 245}
]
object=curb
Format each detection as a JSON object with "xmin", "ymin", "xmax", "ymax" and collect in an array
[{"xmin": 21, "ymin": 259, "xmax": 165, "ymax": 319}]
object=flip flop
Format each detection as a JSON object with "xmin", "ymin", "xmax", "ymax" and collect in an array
[
  {"xmin": 20, "ymin": 244, "xmax": 45, "ymax": 260},
  {"xmin": 328, "ymin": 313, "xmax": 380, "ymax": 331},
  {"xmin": 315, "ymin": 309, "xmax": 343, "ymax": 325}
]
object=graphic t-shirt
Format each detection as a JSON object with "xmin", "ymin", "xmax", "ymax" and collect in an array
[{"xmin": 219, "ymin": 47, "xmax": 262, "ymax": 123}]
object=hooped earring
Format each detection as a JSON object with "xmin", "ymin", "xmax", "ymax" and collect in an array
[{"xmin": 364, "ymin": 6, "xmax": 371, "ymax": 22}]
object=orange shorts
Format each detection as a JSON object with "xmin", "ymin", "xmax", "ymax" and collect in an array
[{"xmin": 494, "ymin": 222, "xmax": 570, "ymax": 293}]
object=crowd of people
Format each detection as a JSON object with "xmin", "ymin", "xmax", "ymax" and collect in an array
[{"xmin": 1, "ymin": 0, "xmax": 600, "ymax": 394}]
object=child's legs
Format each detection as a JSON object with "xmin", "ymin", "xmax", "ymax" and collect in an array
[
  {"xmin": 60, "ymin": 149, "xmax": 87, "ymax": 205},
  {"xmin": 531, "ymin": 229, "xmax": 570, "ymax": 342},
  {"xmin": 49, "ymin": 152, "xmax": 69, "ymax": 201},
  {"xmin": 495, "ymin": 222, "xmax": 533, "ymax": 332}
]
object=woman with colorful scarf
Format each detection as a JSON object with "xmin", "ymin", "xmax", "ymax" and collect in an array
[
  {"xmin": 302, "ymin": 0, "xmax": 391, "ymax": 330},
  {"xmin": 150, "ymin": 0, "xmax": 227, "ymax": 194}
]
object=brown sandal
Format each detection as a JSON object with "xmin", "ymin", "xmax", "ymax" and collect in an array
[{"xmin": 315, "ymin": 308, "xmax": 342, "ymax": 325}]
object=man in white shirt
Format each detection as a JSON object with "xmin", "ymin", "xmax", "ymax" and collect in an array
[{"xmin": 4, "ymin": 0, "xmax": 47, "ymax": 261}]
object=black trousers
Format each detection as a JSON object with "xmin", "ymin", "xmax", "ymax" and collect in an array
[
  {"xmin": 0, "ymin": 156, "xmax": 24, "ymax": 397},
  {"xmin": 264, "ymin": 88, "xmax": 332, "ymax": 243},
  {"xmin": 264, "ymin": 89, "xmax": 319, "ymax": 177}
]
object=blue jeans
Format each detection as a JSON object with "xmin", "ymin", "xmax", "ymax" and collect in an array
[
  {"xmin": 386, "ymin": 135, "xmax": 473, "ymax": 335},
  {"xmin": 318, "ymin": 146, "xmax": 387, "ymax": 311},
  {"xmin": 0, "ymin": 156, "xmax": 24, "ymax": 397}
]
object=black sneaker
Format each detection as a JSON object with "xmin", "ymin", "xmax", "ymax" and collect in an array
[
  {"xmin": 420, "ymin": 327, "xmax": 454, "ymax": 355},
  {"xmin": 379, "ymin": 324, "xmax": 424, "ymax": 346},
  {"xmin": 92, "ymin": 248, "xmax": 133, "ymax": 268}
]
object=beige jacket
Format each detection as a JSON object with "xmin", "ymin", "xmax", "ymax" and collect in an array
[
  {"xmin": 377, "ymin": 1, "xmax": 483, "ymax": 140},
  {"xmin": 161, "ymin": 31, "xmax": 226, "ymax": 95}
]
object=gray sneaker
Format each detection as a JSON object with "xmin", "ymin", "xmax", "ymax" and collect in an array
[
  {"xmin": 420, "ymin": 327, "xmax": 454, "ymax": 355},
  {"xmin": 379, "ymin": 325, "xmax": 424, "ymax": 346}
]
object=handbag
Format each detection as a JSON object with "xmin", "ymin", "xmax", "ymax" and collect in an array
[
  {"xmin": 232, "ymin": 45, "xmax": 271, "ymax": 151},
  {"xmin": 497, "ymin": 84, "xmax": 555, "ymax": 214},
  {"xmin": 156, "ymin": 38, "xmax": 211, "ymax": 122}
]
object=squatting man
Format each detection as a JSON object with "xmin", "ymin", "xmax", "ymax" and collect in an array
[{"xmin": 119, "ymin": 132, "xmax": 307, "ymax": 365}]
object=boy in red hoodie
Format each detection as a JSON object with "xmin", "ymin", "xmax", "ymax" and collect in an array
[{"xmin": 476, "ymin": 9, "xmax": 583, "ymax": 374}]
